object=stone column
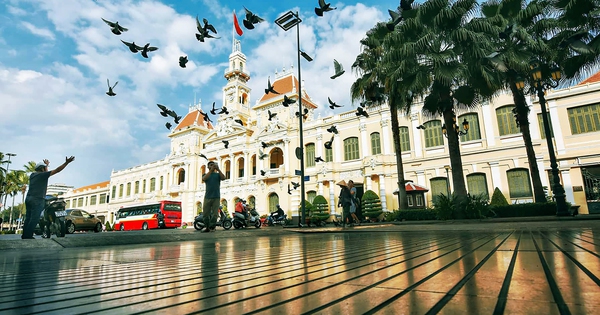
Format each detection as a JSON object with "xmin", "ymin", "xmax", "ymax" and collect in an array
[
  {"xmin": 560, "ymin": 168, "xmax": 575, "ymax": 204},
  {"xmin": 366, "ymin": 176, "xmax": 373, "ymax": 191},
  {"xmin": 229, "ymin": 154, "xmax": 235, "ymax": 181},
  {"xmin": 360, "ymin": 123, "xmax": 369, "ymax": 157},
  {"xmin": 243, "ymin": 150, "xmax": 250, "ymax": 181},
  {"xmin": 329, "ymin": 180, "xmax": 337, "ymax": 215},
  {"xmin": 381, "ymin": 118, "xmax": 392, "ymax": 154},
  {"xmin": 283, "ymin": 138, "xmax": 290, "ymax": 174},
  {"xmin": 334, "ymin": 134, "xmax": 342, "ymax": 162},
  {"xmin": 410, "ymin": 113, "xmax": 423, "ymax": 158},
  {"xmin": 379, "ymin": 174, "xmax": 388, "ymax": 211},
  {"xmin": 481, "ymin": 101, "xmax": 496, "ymax": 147},
  {"xmin": 489, "ymin": 161, "xmax": 502, "ymax": 192}
]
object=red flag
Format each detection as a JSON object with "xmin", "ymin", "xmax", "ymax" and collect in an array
[{"xmin": 233, "ymin": 12, "xmax": 243, "ymax": 36}]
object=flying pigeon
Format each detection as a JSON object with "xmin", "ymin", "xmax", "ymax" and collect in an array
[
  {"xmin": 219, "ymin": 106, "xmax": 229, "ymax": 115},
  {"xmin": 287, "ymin": 184, "xmax": 293, "ymax": 195},
  {"xmin": 223, "ymin": 140, "xmax": 229, "ymax": 149},
  {"xmin": 295, "ymin": 108, "xmax": 309, "ymax": 120},
  {"xmin": 268, "ymin": 110, "xmax": 277, "ymax": 121},
  {"xmin": 356, "ymin": 107, "xmax": 369, "ymax": 118},
  {"xmin": 328, "ymin": 97, "xmax": 343, "ymax": 109},
  {"xmin": 416, "ymin": 125, "xmax": 426, "ymax": 130},
  {"xmin": 315, "ymin": 156, "xmax": 325, "ymax": 163},
  {"xmin": 330, "ymin": 59, "xmax": 345, "ymax": 79},
  {"xmin": 291, "ymin": 182, "xmax": 300, "ymax": 190},
  {"xmin": 157, "ymin": 104, "xmax": 170, "ymax": 117},
  {"xmin": 195, "ymin": 16, "xmax": 220, "ymax": 42},
  {"xmin": 258, "ymin": 150, "xmax": 268, "ymax": 160},
  {"xmin": 401, "ymin": 0, "xmax": 415, "ymax": 11},
  {"xmin": 326, "ymin": 125, "xmax": 338, "ymax": 134},
  {"xmin": 260, "ymin": 170, "xmax": 266, "ymax": 176},
  {"xmin": 315, "ymin": 0, "xmax": 336, "ymax": 17},
  {"xmin": 210, "ymin": 102, "xmax": 219, "ymax": 115},
  {"xmin": 101, "ymin": 18, "xmax": 128, "ymax": 35},
  {"xmin": 179, "ymin": 56, "xmax": 188, "ymax": 68},
  {"xmin": 106, "ymin": 79, "xmax": 118, "ymax": 96},
  {"xmin": 121, "ymin": 40, "xmax": 142, "ymax": 53},
  {"xmin": 386, "ymin": 9, "xmax": 402, "ymax": 31},
  {"xmin": 242, "ymin": 7, "xmax": 265, "ymax": 30},
  {"xmin": 282, "ymin": 95, "xmax": 296, "ymax": 107},
  {"xmin": 235, "ymin": 119, "xmax": 244, "ymax": 126},
  {"xmin": 202, "ymin": 18, "xmax": 218, "ymax": 34},
  {"xmin": 261, "ymin": 141, "xmax": 269, "ymax": 149},
  {"xmin": 165, "ymin": 122, "xmax": 172, "ymax": 130},
  {"xmin": 202, "ymin": 112, "xmax": 213, "ymax": 124},
  {"xmin": 324, "ymin": 136, "xmax": 334, "ymax": 149},
  {"xmin": 139, "ymin": 43, "xmax": 158, "ymax": 58},
  {"xmin": 198, "ymin": 153, "xmax": 208, "ymax": 160},
  {"xmin": 265, "ymin": 77, "xmax": 280, "ymax": 95},
  {"xmin": 173, "ymin": 115, "xmax": 182, "ymax": 124}
]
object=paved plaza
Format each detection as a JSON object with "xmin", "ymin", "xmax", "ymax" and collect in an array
[{"xmin": 0, "ymin": 219, "xmax": 599, "ymax": 314}]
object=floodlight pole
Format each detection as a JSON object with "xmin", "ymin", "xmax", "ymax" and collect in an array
[{"xmin": 294, "ymin": 12, "xmax": 307, "ymax": 227}]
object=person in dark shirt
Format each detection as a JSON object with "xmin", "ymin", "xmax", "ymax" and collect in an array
[
  {"xmin": 22, "ymin": 156, "xmax": 75, "ymax": 239},
  {"xmin": 269, "ymin": 204, "xmax": 285, "ymax": 223},
  {"xmin": 201, "ymin": 161, "xmax": 225, "ymax": 233},
  {"xmin": 337, "ymin": 180, "xmax": 352, "ymax": 227}
]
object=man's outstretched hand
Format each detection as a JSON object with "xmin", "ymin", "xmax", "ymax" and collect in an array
[{"xmin": 66, "ymin": 156, "xmax": 75, "ymax": 163}]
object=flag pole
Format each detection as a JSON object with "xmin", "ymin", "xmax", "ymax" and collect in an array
[{"xmin": 232, "ymin": 10, "xmax": 235, "ymax": 53}]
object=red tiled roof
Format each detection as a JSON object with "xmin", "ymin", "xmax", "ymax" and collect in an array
[
  {"xmin": 174, "ymin": 110, "xmax": 214, "ymax": 130},
  {"xmin": 73, "ymin": 180, "xmax": 110, "ymax": 193},
  {"xmin": 578, "ymin": 70, "xmax": 600, "ymax": 85},
  {"xmin": 393, "ymin": 182, "xmax": 429, "ymax": 194},
  {"xmin": 258, "ymin": 74, "xmax": 317, "ymax": 109}
]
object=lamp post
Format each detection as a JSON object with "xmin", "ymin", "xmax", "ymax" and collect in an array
[
  {"xmin": 3, "ymin": 153, "xmax": 16, "ymax": 230},
  {"xmin": 275, "ymin": 11, "xmax": 313, "ymax": 227},
  {"xmin": 517, "ymin": 60, "xmax": 569, "ymax": 216},
  {"xmin": 442, "ymin": 115, "xmax": 469, "ymax": 138}
]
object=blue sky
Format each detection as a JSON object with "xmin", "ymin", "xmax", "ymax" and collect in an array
[{"xmin": 0, "ymin": 0, "xmax": 398, "ymax": 190}]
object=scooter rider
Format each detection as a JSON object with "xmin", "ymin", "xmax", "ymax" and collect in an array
[{"xmin": 270, "ymin": 204, "xmax": 285, "ymax": 223}]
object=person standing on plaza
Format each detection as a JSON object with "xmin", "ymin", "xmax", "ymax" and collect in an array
[
  {"xmin": 22, "ymin": 156, "xmax": 75, "ymax": 239},
  {"xmin": 201, "ymin": 161, "xmax": 225, "ymax": 233},
  {"xmin": 337, "ymin": 180, "xmax": 352, "ymax": 227},
  {"xmin": 348, "ymin": 180, "xmax": 360, "ymax": 226}
]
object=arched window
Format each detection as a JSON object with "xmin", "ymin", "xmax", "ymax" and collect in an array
[
  {"xmin": 119, "ymin": 184, "xmax": 124, "ymax": 197},
  {"xmin": 399, "ymin": 127, "xmax": 410, "ymax": 152},
  {"xmin": 159, "ymin": 176, "xmax": 163, "ymax": 190},
  {"xmin": 248, "ymin": 196, "xmax": 256, "ymax": 209},
  {"xmin": 467, "ymin": 173, "xmax": 488, "ymax": 199},
  {"xmin": 430, "ymin": 177, "xmax": 449, "ymax": 203},
  {"xmin": 370, "ymin": 132, "xmax": 381, "ymax": 154},
  {"xmin": 459, "ymin": 113, "xmax": 481, "ymax": 141},
  {"xmin": 239, "ymin": 62, "xmax": 244, "ymax": 72},
  {"xmin": 307, "ymin": 191, "xmax": 317, "ymax": 203},
  {"xmin": 224, "ymin": 160, "xmax": 231, "ymax": 179},
  {"xmin": 238, "ymin": 157, "xmax": 245, "ymax": 178},
  {"xmin": 150, "ymin": 177, "xmax": 156, "ymax": 192},
  {"xmin": 134, "ymin": 181, "xmax": 140, "ymax": 194},
  {"xmin": 268, "ymin": 193, "xmax": 280, "ymax": 213},
  {"xmin": 496, "ymin": 105, "xmax": 519, "ymax": 136},
  {"xmin": 126, "ymin": 182, "xmax": 131, "ymax": 196},
  {"xmin": 269, "ymin": 147, "xmax": 284, "ymax": 169},
  {"xmin": 111, "ymin": 186, "xmax": 116, "ymax": 199},
  {"xmin": 177, "ymin": 168, "xmax": 185, "ymax": 184},
  {"xmin": 142, "ymin": 179, "xmax": 146, "ymax": 193},
  {"xmin": 424, "ymin": 120, "xmax": 443, "ymax": 148},
  {"xmin": 251, "ymin": 155, "xmax": 257, "ymax": 175},
  {"xmin": 325, "ymin": 147, "xmax": 333, "ymax": 162},
  {"xmin": 507, "ymin": 168, "xmax": 533, "ymax": 198},
  {"xmin": 343, "ymin": 137, "xmax": 360, "ymax": 161},
  {"xmin": 306, "ymin": 143, "xmax": 315, "ymax": 167}
]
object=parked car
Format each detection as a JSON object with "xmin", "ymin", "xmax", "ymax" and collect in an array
[{"xmin": 64, "ymin": 209, "xmax": 103, "ymax": 234}]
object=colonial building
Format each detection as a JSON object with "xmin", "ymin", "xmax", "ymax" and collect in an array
[{"xmin": 60, "ymin": 40, "xmax": 600, "ymax": 224}]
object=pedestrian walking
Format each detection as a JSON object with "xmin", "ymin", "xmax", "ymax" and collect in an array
[
  {"xmin": 201, "ymin": 161, "xmax": 225, "ymax": 233},
  {"xmin": 337, "ymin": 180, "xmax": 352, "ymax": 227},
  {"xmin": 348, "ymin": 180, "xmax": 360, "ymax": 225}
]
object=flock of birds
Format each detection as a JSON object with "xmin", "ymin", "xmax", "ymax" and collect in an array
[{"xmin": 99, "ymin": 0, "xmax": 393, "ymax": 189}]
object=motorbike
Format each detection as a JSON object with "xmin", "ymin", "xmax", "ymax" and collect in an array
[
  {"xmin": 38, "ymin": 195, "xmax": 67, "ymax": 238},
  {"xmin": 267, "ymin": 213, "xmax": 288, "ymax": 226},
  {"xmin": 232, "ymin": 208, "xmax": 262, "ymax": 229},
  {"xmin": 194, "ymin": 208, "xmax": 232, "ymax": 230}
]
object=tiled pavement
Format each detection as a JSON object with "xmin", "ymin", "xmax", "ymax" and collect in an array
[{"xmin": 0, "ymin": 220, "xmax": 599, "ymax": 314}]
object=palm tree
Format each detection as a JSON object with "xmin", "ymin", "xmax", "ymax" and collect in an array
[
  {"xmin": 480, "ymin": 0, "xmax": 559, "ymax": 203},
  {"xmin": 0, "ymin": 152, "xmax": 10, "ymax": 208},
  {"xmin": 351, "ymin": 21, "xmax": 410, "ymax": 211},
  {"xmin": 384, "ymin": 0, "xmax": 500, "ymax": 205},
  {"xmin": 24, "ymin": 161, "xmax": 37, "ymax": 173}
]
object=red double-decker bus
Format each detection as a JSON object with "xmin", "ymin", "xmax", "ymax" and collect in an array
[{"xmin": 114, "ymin": 200, "xmax": 182, "ymax": 231}]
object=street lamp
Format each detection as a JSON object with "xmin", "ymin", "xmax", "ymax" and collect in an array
[
  {"xmin": 516, "ymin": 59, "xmax": 569, "ymax": 216},
  {"xmin": 275, "ymin": 11, "xmax": 313, "ymax": 227},
  {"xmin": 3, "ymin": 153, "xmax": 16, "ymax": 230},
  {"xmin": 442, "ymin": 115, "xmax": 469, "ymax": 138}
]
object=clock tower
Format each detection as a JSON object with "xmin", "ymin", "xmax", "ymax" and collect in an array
[{"xmin": 221, "ymin": 39, "xmax": 251, "ymax": 126}]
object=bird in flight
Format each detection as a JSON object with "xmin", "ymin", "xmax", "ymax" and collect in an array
[
  {"xmin": 315, "ymin": 0, "xmax": 336, "ymax": 17},
  {"xmin": 258, "ymin": 150, "xmax": 268, "ymax": 160},
  {"xmin": 121, "ymin": 40, "xmax": 142, "ymax": 53},
  {"xmin": 210, "ymin": 102, "xmax": 219, "ymax": 115},
  {"xmin": 223, "ymin": 140, "xmax": 229, "ymax": 149},
  {"xmin": 165, "ymin": 122, "xmax": 172, "ymax": 130},
  {"xmin": 326, "ymin": 125, "xmax": 338, "ymax": 134},
  {"xmin": 179, "ymin": 56, "xmax": 188, "ymax": 68},
  {"xmin": 330, "ymin": 59, "xmax": 345, "ymax": 79},
  {"xmin": 296, "ymin": 108, "xmax": 309, "ymax": 120},
  {"xmin": 242, "ymin": 7, "xmax": 265, "ymax": 30},
  {"xmin": 219, "ymin": 106, "xmax": 229, "ymax": 115},
  {"xmin": 324, "ymin": 136, "xmax": 334, "ymax": 149},
  {"xmin": 356, "ymin": 107, "xmax": 369, "ymax": 118},
  {"xmin": 261, "ymin": 141, "xmax": 269, "ymax": 149},
  {"xmin": 265, "ymin": 77, "xmax": 280, "ymax": 95},
  {"xmin": 287, "ymin": 184, "xmax": 293, "ymax": 195},
  {"xmin": 268, "ymin": 110, "xmax": 277, "ymax": 121},
  {"xmin": 198, "ymin": 153, "xmax": 208, "ymax": 160},
  {"xmin": 291, "ymin": 182, "xmax": 300, "ymax": 190},
  {"xmin": 157, "ymin": 104, "xmax": 171, "ymax": 117},
  {"xmin": 260, "ymin": 170, "xmax": 267, "ymax": 176},
  {"xmin": 101, "ymin": 18, "xmax": 128, "ymax": 35},
  {"xmin": 315, "ymin": 156, "xmax": 325, "ymax": 163},
  {"xmin": 106, "ymin": 79, "xmax": 118, "ymax": 96},
  {"xmin": 282, "ymin": 95, "xmax": 296, "ymax": 107},
  {"xmin": 139, "ymin": 43, "xmax": 158, "ymax": 58},
  {"xmin": 195, "ymin": 16, "xmax": 220, "ymax": 42},
  {"xmin": 328, "ymin": 97, "xmax": 343, "ymax": 109},
  {"xmin": 386, "ymin": 9, "xmax": 402, "ymax": 31},
  {"xmin": 235, "ymin": 119, "xmax": 244, "ymax": 126}
]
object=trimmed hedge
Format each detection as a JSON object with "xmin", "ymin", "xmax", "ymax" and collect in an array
[
  {"xmin": 387, "ymin": 209, "xmax": 438, "ymax": 221},
  {"xmin": 362, "ymin": 190, "xmax": 383, "ymax": 220}
]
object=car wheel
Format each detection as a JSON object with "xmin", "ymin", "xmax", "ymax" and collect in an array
[
  {"xmin": 194, "ymin": 221, "xmax": 204, "ymax": 230},
  {"xmin": 222, "ymin": 220, "xmax": 232, "ymax": 230},
  {"xmin": 94, "ymin": 222, "xmax": 102, "ymax": 233},
  {"xmin": 120, "ymin": 224, "xmax": 125, "ymax": 231},
  {"xmin": 142, "ymin": 222, "xmax": 148, "ymax": 230},
  {"xmin": 66, "ymin": 221, "xmax": 75, "ymax": 234}
]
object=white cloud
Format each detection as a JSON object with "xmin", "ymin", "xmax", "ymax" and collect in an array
[
  {"xmin": 21, "ymin": 21, "xmax": 55, "ymax": 40},
  {"xmin": 7, "ymin": 5, "xmax": 28, "ymax": 16}
]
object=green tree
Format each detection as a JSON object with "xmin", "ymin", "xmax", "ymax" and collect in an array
[{"xmin": 490, "ymin": 187, "xmax": 510, "ymax": 206}]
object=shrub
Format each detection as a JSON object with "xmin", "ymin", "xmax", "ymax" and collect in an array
[
  {"xmin": 433, "ymin": 194, "xmax": 488, "ymax": 220},
  {"xmin": 362, "ymin": 190, "xmax": 383, "ymax": 221},
  {"xmin": 105, "ymin": 222, "xmax": 113, "ymax": 231},
  {"xmin": 491, "ymin": 202, "xmax": 557, "ymax": 217},
  {"xmin": 490, "ymin": 188, "xmax": 509, "ymax": 206},
  {"xmin": 310, "ymin": 195, "xmax": 330, "ymax": 224},
  {"xmin": 387, "ymin": 209, "xmax": 438, "ymax": 221},
  {"xmin": 433, "ymin": 194, "xmax": 455, "ymax": 220}
]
